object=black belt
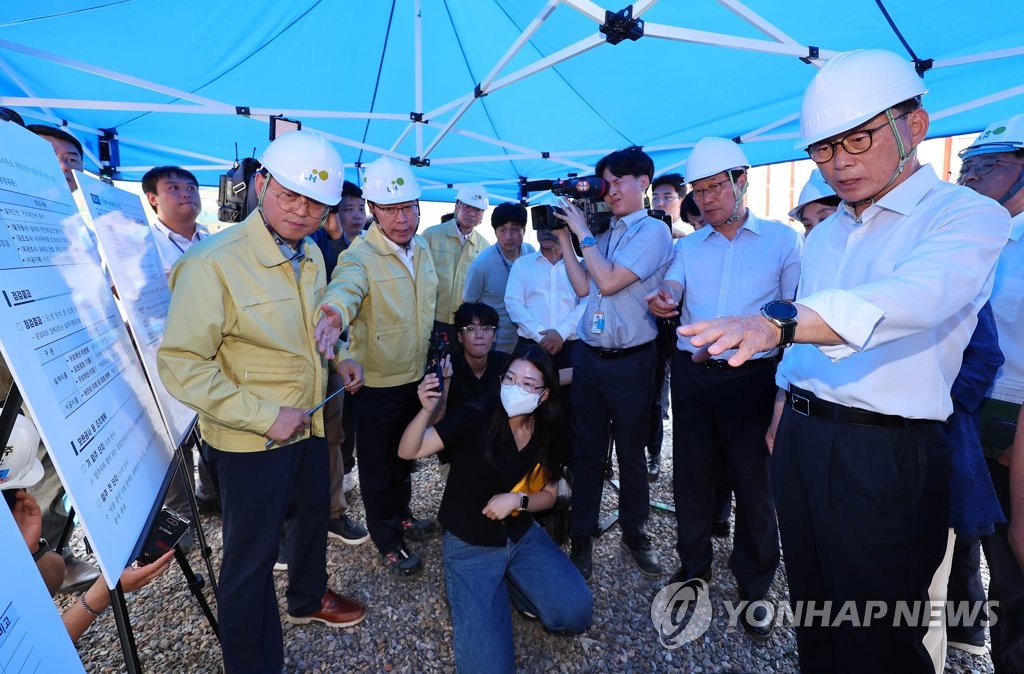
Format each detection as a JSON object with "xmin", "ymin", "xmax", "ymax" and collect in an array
[
  {"xmin": 787, "ymin": 387, "xmax": 936, "ymax": 428},
  {"xmin": 679, "ymin": 351, "xmax": 777, "ymax": 370},
  {"xmin": 584, "ymin": 340, "xmax": 653, "ymax": 359}
]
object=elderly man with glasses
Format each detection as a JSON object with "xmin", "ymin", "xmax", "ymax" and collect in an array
[
  {"xmin": 159, "ymin": 130, "xmax": 367, "ymax": 674},
  {"xmin": 647, "ymin": 136, "xmax": 801, "ymax": 641},
  {"xmin": 676, "ymin": 50, "xmax": 1010, "ymax": 673},
  {"xmin": 315, "ymin": 156, "xmax": 440, "ymax": 579}
]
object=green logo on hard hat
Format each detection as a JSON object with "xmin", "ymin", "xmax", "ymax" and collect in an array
[
  {"xmin": 395, "ymin": 178, "xmax": 405, "ymax": 186},
  {"xmin": 306, "ymin": 169, "xmax": 329, "ymax": 183}
]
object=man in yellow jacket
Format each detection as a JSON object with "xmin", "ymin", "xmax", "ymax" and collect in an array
[
  {"xmin": 158, "ymin": 131, "xmax": 365, "ymax": 674},
  {"xmin": 422, "ymin": 183, "xmax": 489, "ymax": 343},
  {"xmin": 316, "ymin": 156, "xmax": 439, "ymax": 578}
]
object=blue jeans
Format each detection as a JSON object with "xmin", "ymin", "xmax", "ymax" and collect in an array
[{"xmin": 443, "ymin": 523, "xmax": 592, "ymax": 673}]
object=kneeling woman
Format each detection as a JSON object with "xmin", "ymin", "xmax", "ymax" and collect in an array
[{"xmin": 399, "ymin": 346, "xmax": 592, "ymax": 673}]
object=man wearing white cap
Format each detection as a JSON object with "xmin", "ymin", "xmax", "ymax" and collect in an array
[
  {"xmin": 315, "ymin": 156, "xmax": 439, "ymax": 579},
  {"xmin": 423, "ymin": 184, "xmax": 490, "ymax": 344},
  {"xmin": 647, "ymin": 136, "xmax": 801, "ymax": 641},
  {"xmin": 159, "ymin": 130, "xmax": 367, "ymax": 674},
  {"xmin": 788, "ymin": 169, "xmax": 839, "ymax": 237},
  {"xmin": 958, "ymin": 114, "xmax": 1024, "ymax": 673},
  {"xmin": 678, "ymin": 50, "xmax": 1010, "ymax": 672}
]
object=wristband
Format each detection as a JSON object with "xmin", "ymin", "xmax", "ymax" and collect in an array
[
  {"xmin": 31, "ymin": 537, "xmax": 48, "ymax": 562},
  {"xmin": 518, "ymin": 493, "xmax": 529, "ymax": 511},
  {"xmin": 79, "ymin": 593, "xmax": 105, "ymax": 618}
]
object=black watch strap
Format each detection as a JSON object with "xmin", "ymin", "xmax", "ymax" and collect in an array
[
  {"xmin": 32, "ymin": 537, "xmax": 48, "ymax": 562},
  {"xmin": 778, "ymin": 322, "xmax": 796, "ymax": 348}
]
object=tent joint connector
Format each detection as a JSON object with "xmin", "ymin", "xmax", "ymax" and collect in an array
[
  {"xmin": 800, "ymin": 46, "xmax": 819, "ymax": 64},
  {"xmin": 601, "ymin": 6, "xmax": 645, "ymax": 45},
  {"xmin": 235, "ymin": 106, "xmax": 251, "ymax": 116},
  {"xmin": 731, "ymin": 136, "xmax": 743, "ymax": 145},
  {"xmin": 914, "ymin": 58, "xmax": 933, "ymax": 76},
  {"xmin": 410, "ymin": 157, "xmax": 430, "ymax": 167},
  {"xmin": 474, "ymin": 83, "xmax": 487, "ymax": 99},
  {"xmin": 410, "ymin": 111, "xmax": 425, "ymax": 123}
]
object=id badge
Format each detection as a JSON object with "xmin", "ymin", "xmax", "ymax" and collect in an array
[{"xmin": 590, "ymin": 310, "xmax": 605, "ymax": 334}]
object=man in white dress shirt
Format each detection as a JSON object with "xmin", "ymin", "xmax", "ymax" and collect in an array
[
  {"xmin": 142, "ymin": 166, "xmax": 209, "ymax": 277},
  {"xmin": 647, "ymin": 137, "xmax": 801, "ymax": 641},
  {"xmin": 677, "ymin": 49, "xmax": 1010, "ymax": 673}
]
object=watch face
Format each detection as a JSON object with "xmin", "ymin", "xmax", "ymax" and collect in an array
[{"xmin": 766, "ymin": 301, "xmax": 798, "ymax": 322}]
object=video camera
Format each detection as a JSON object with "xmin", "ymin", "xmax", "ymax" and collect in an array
[
  {"xmin": 524, "ymin": 176, "xmax": 613, "ymax": 235},
  {"xmin": 217, "ymin": 157, "xmax": 262, "ymax": 223}
]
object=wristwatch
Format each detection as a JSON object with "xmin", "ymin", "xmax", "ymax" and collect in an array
[
  {"xmin": 518, "ymin": 494, "xmax": 529, "ymax": 511},
  {"xmin": 32, "ymin": 537, "xmax": 48, "ymax": 562},
  {"xmin": 760, "ymin": 300, "xmax": 798, "ymax": 348},
  {"xmin": 579, "ymin": 235, "xmax": 598, "ymax": 249}
]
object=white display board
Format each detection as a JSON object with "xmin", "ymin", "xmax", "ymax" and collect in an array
[
  {"xmin": 0, "ymin": 504, "xmax": 86, "ymax": 673},
  {"xmin": 78, "ymin": 173, "xmax": 197, "ymax": 448},
  {"xmin": 0, "ymin": 123, "xmax": 174, "ymax": 589}
]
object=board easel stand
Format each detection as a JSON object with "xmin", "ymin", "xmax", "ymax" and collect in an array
[
  {"xmin": 0, "ymin": 384, "xmax": 219, "ymax": 673},
  {"xmin": 595, "ymin": 434, "xmax": 674, "ymax": 536}
]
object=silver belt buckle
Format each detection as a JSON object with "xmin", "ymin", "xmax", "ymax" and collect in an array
[{"xmin": 791, "ymin": 393, "xmax": 811, "ymax": 417}]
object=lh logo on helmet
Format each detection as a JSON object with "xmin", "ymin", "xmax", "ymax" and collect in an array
[{"xmin": 306, "ymin": 169, "xmax": 330, "ymax": 183}]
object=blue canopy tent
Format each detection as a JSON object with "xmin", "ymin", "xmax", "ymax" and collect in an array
[{"xmin": 1, "ymin": 0, "xmax": 1022, "ymax": 205}]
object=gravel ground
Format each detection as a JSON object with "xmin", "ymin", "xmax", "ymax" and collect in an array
[{"xmin": 64, "ymin": 414, "xmax": 998, "ymax": 673}]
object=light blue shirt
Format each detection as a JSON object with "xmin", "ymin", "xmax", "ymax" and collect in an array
[
  {"xmin": 666, "ymin": 210, "xmax": 802, "ymax": 358},
  {"xmin": 463, "ymin": 242, "xmax": 535, "ymax": 353},
  {"xmin": 576, "ymin": 210, "xmax": 673, "ymax": 349}
]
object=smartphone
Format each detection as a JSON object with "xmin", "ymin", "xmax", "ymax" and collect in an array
[
  {"xmin": 138, "ymin": 508, "xmax": 190, "ymax": 564},
  {"xmin": 426, "ymin": 331, "xmax": 449, "ymax": 393}
]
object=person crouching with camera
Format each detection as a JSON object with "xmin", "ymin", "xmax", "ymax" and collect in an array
[{"xmin": 399, "ymin": 345, "xmax": 592, "ymax": 673}]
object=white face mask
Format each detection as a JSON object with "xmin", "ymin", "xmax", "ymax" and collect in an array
[{"xmin": 500, "ymin": 383, "xmax": 542, "ymax": 417}]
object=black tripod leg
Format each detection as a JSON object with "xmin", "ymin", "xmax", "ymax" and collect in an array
[
  {"xmin": 177, "ymin": 433, "xmax": 218, "ymax": 596},
  {"xmin": 109, "ymin": 583, "xmax": 143, "ymax": 674},
  {"xmin": 174, "ymin": 544, "xmax": 220, "ymax": 641}
]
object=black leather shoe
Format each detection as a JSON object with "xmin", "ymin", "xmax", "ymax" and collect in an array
[
  {"xmin": 570, "ymin": 535, "xmax": 593, "ymax": 581},
  {"xmin": 740, "ymin": 599, "xmax": 776, "ymax": 641},
  {"xmin": 621, "ymin": 534, "xmax": 662, "ymax": 578},
  {"xmin": 669, "ymin": 566, "xmax": 712, "ymax": 586},
  {"xmin": 711, "ymin": 518, "xmax": 731, "ymax": 538},
  {"xmin": 647, "ymin": 455, "xmax": 661, "ymax": 482}
]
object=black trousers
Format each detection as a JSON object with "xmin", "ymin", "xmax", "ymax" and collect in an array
[
  {"xmin": 670, "ymin": 352, "xmax": 779, "ymax": 598},
  {"xmin": 569, "ymin": 341, "xmax": 656, "ymax": 538},
  {"xmin": 205, "ymin": 437, "xmax": 328, "ymax": 674},
  {"xmin": 353, "ymin": 383, "xmax": 420, "ymax": 555},
  {"xmin": 982, "ymin": 458, "xmax": 1024, "ymax": 673},
  {"xmin": 773, "ymin": 408, "xmax": 952, "ymax": 674},
  {"xmin": 945, "ymin": 534, "xmax": 987, "ymax": 644}
]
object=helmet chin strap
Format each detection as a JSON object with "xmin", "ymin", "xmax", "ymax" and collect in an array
[
  {"xmin": 846, "ymin": 108, "xmax": 917, "ymax": 210},
  {"xmin": 998, "ymin": 165, "xmax": 1024, "ymax": 206},
  {"xmin": 723, "ymin": 172, "xmax": 748, "ymax": 225}
]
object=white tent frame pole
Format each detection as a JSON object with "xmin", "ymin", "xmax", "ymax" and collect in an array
[
  {"xmin": 418, "ymin": 0, "xmax": 560, "ymax": 161},
  {"xmin": 0, "ymin": 96, "xmax": 406, "ymax": 120},
  {"xmin": 559, "ymin": 0, "xmax": 606, "ymax": 22},
  {"xmin": 423, "ymin": 31, "xmax": 604, "ymax": 121},
  {"xmin": 414, "ymin": 0, "xmax": 424, "ymax": 156},
  {"xmin": 0, "ymin": 38, "xmax": 223, "ymax": 107},
  {"xmin": 930, "ymin": 82, "xmax": 1024, "ymax": 121},
  {"xmin": 718, "ymin": 0, "xmax": 804, "ymax": 50},
  {"xmin": 739, "ymin": 112, "xmax": 800, "ymax": 142},
  {"xmin": 452, "ymin": 128, "xmax": 592, "ymax": 171},
  {"xmin": 931, "ymin": 46, "xmax": 1024, "ymax": 68},
  {"xmin": 644, "ymin": 23, "xmax": 838, "ymax": 59},
  {"xmin": 119, "ymin": 164, "xmax": 233, "ymax": 172}
]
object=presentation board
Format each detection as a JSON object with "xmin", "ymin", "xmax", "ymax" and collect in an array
[
  {"xmin": 77, "ymin": 173, "xmax": 197, "ymax": 448},
  {"xmin": 0, "ymin": 123, "xmax": 174, "ymax": 589},
  {"xmin": 0, "ymin": 503, "xmax": 86, "ymax": 673}
]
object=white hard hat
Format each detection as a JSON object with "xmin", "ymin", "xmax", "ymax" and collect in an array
[
  {"xmin": 455, "ymin": 184, "xmax": 488, "ymax": 209},
  {"xmin": 798, "ymin": 49, "xmax": 928, "ymax": 150},
  {"xmin": 685, "ymin": 137, "xmax": 751, "ymax": 184},
  {"xmin": 0, "ymin": 412, "xmax": 44, "ymax": 490},
  {"xmin": 362, "ymin": 156, "xmax": 422, "ymax": 204},
  {"xmin": 259, "ymin": 130, "xmax": 344, "ymax": 206},
  {"xmin": 960, "ymin": 115, "xmax": 1024, "ymax": 160},
  {"xmin": 788, "ymin": 169, "xmax": 837, "ymax": 220}
]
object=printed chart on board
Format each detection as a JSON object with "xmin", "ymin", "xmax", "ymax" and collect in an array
[
  {"xmin": 0, "ymin": 123, "xmax": 174, "ymax": 589},
  {"xmin": 0, "ymin": 505, "xmax": 85, "ymax": 673},
  {"xmin": 78, "ymin": 173, "xmax": 197, "ymax": 448}
]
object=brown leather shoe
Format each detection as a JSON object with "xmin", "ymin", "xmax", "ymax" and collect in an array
[{"xmin": 286, "ymin": 590, "xmax": 366, "ymax": 628}]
